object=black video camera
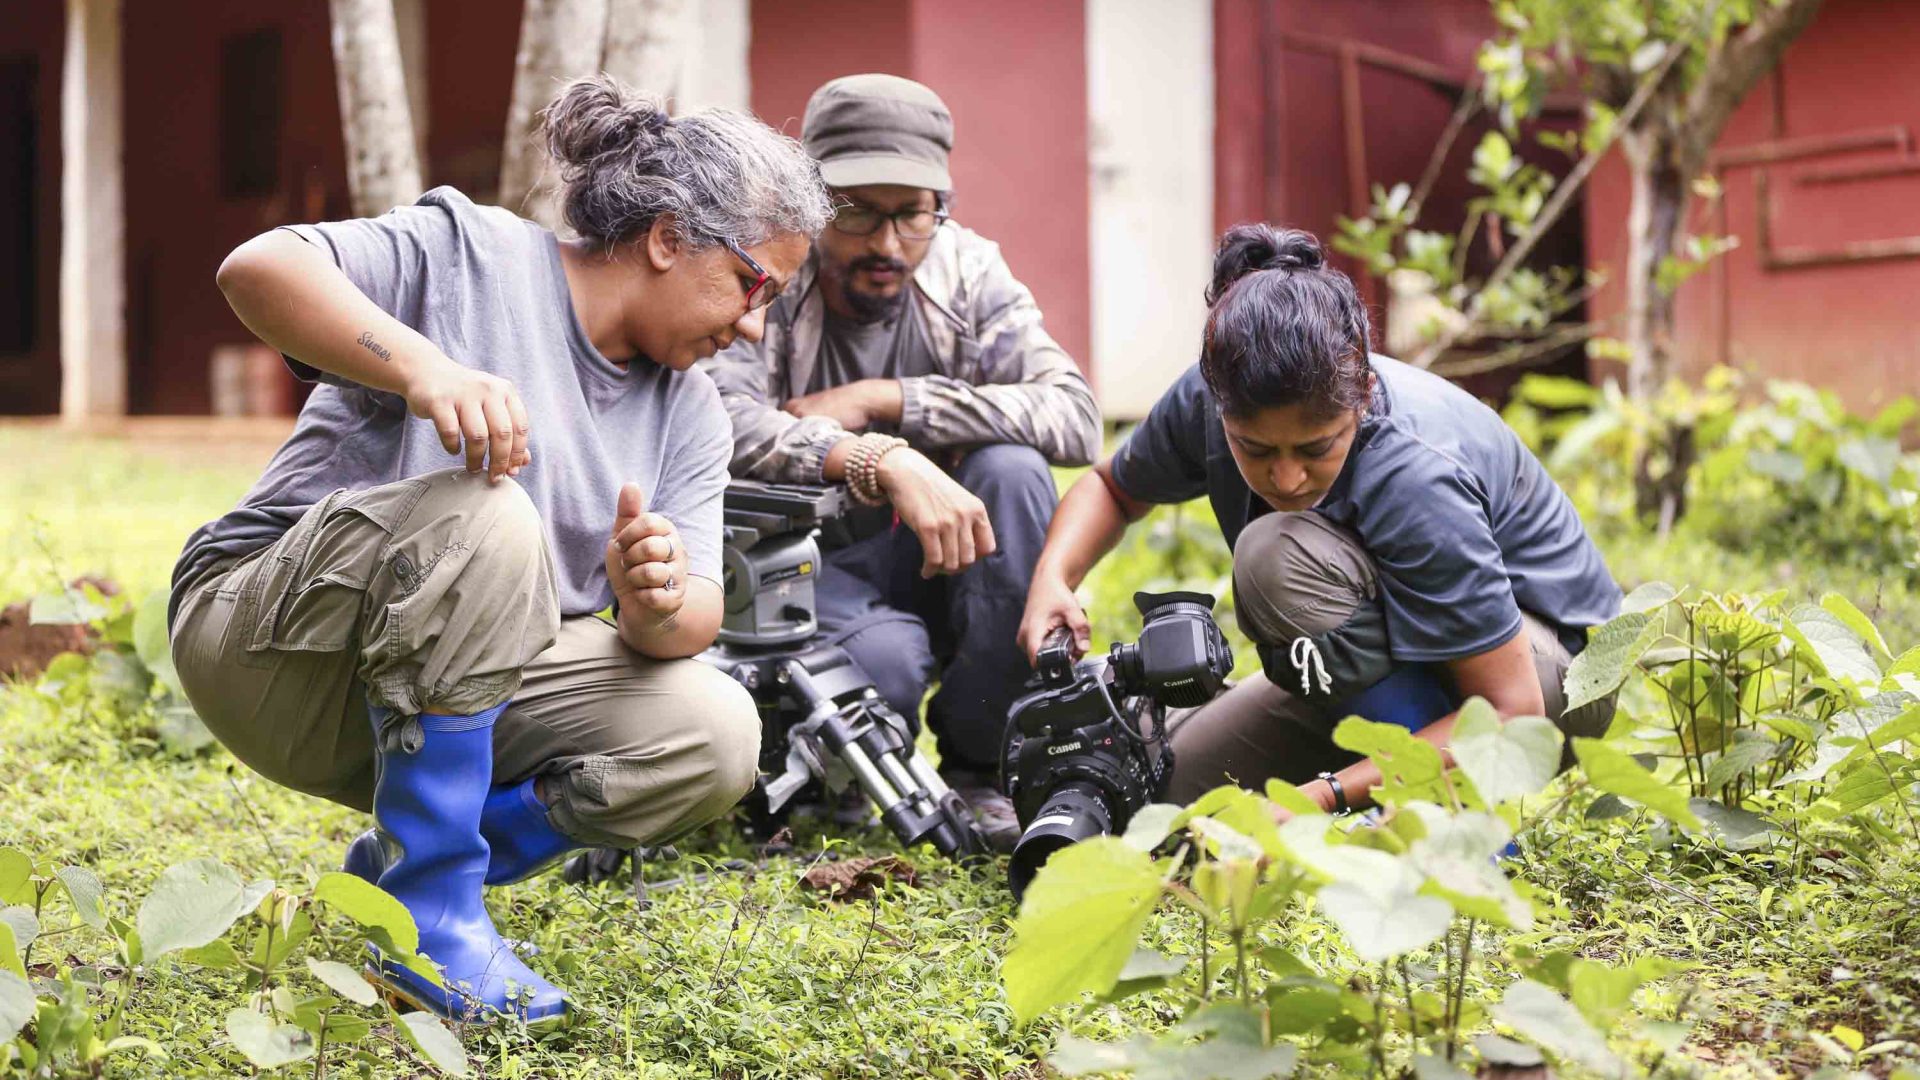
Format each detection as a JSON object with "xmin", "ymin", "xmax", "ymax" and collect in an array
[{"xmin": 1000, "ymin": 591, "xmax": 1234, "ymax": 896}]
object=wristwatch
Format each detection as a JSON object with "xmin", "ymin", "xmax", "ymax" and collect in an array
[{"xmin": 1316, "ymin": 771, "xmax": 1351, "ymax": 815}]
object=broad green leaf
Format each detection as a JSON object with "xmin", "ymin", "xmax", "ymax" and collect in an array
[
  {"xmin": 1564, "ymin": 611, "xmax": 1663, "ymax": 712},
  {"xmin": 1450, "ymin": 701, "xmax": 1562, "ymax": 806},
  {"xmin": 1696, "ymin": 609, "xmax": 1780, "ymax": 655},
  {"xmin": 398, "ymin": 1010, "xmax": 472, "ymax": 1077},
  {"xmin": 305, "ymin": 953, "xmax": 380, "ymax": 1006},
  {"xmin": 1120, "ymin": 804, "xmax": 1184, "ymax": 852},
  {"xmin": 1492, "ymin": 979, "xmax": 1623, "ymax": 1077},
  {"xmin": 1275, "ymin": 815, "xmax": 1410, "ymax": 898},
  {"xmin": 133, "ymin": 588, "xmax": 185, "ymax": 696},
  {"xmin": 1566, "ymin": 957, "xmax": 1671, "ymax": 1026},
  {"xmin": 1756, "ymin": 712, "xmax": 1817, "ymax": 745},
  {"xmin": 1620, "ymin": 582, "xmax": 1679, "ymax": 615},
  {"xmin": 1004, "ymin": 837, "xmax": 1162, "ymax": 1023},
  {"xmin": 0, "ymin": 971, "xmax": 34, "ymax": 1043},
  {"xmin": 178, "ymin": 939, "xmax": 243, "ymax": 969},
  {"xmin": 156, "ymin": 704, "xmax": 216, "ymax": 756},
  {"xmin": 1782, "ymin": 604, "xmax": 1879, "ymax": 685},
  {"xmin": 226, "ymin": 1007, "xmax": 316, "ymax": 1069},
  {"xmin": 1822, "ymin": 593, "xmax": 1892, "ymax": 660},
  {"xmin": 1190, "ymin": 817, "xmax": 1264, "ymax": 863},
  {"xmin": 1412, "ymin": 1054, "xmax": 1476, "ymax": 1080},
  {"xmin": 1409, "ymin": 813, "xmax": 1532, "ymax": 930},
  {"xmin": 0, "ymin": 908, "xmax": 38, "ymax": 958},
  {"xmin": 1266, "ymin": 984, "xmax": 1346, "ymax": 1036},
  {"xmin": 102, "ymin": 1036, "xmax": 168, "ymax": 1060},
  {"xmin": 1333, "ymin": 717, "xmax": 1449, "ymax": 806},
  {"xmin": 1102, "ymin": 949, "xmax": 1189, "ymax": 1003},
  {"xmin": 1827, "ymin": 760, "xmax": 1908, "ymax": 814},
  {"xmin": 0, "ymin": 849, "xmax": 31, "ymax": 906},
  {"xmin": 313, "ymin": 871, "xmax": 419, "ymax": 956},
  {"xmin": 1703, "ymin": 735, "xmax": 1779, "ymax": 790},
  {"xmin": 1263, "ymin": 779, "xmax": 1323, "ymax": 817},
  {"xmin": 1689, "ymin": 799, "xmax": 1775, "ymax": 849},
  {"xmin": 136, "ymin": 860, "xmax": 271, "ymax": 959},
  {"xmin": 29, "ymin": 588, "xmax": 108, "ymax": 625},
  {"xmin": 1584, "ymin": 793, "xmax": 1631, "ymax": 822},
  {"xmin": 1474, "ymin": 1033, "xmax": 1545, "ymax": 1067},
  {"xmin": 1050, "ymin": 1035, "xmax": 1155, "ymax": 1077},
  {"xmin": 1890, "ymin": 647, "xmax": 1920, "ymax": 680},
  {"xmin": 55, "ymin": 865, "xmax": 107, "ymax": 930},
  {"xmin": 1317, "ymin": 881, "xmax": 1452, "ymax": 963},
  {"xmin": 0, "ymin": 921, "xmax": 22, "ymax": 979},
  {"xmin": 1573, "ymin": 739, "xmax": 1701, "ymax": 830}
]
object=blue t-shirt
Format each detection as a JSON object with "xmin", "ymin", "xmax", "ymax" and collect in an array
[
  {"xmin": 1110, "ymin": 357, "xmax": 1620, "ymax": 660},
  {"xmin": 172, "ymin": 187, "xmax": 733, "ymax": 625}
]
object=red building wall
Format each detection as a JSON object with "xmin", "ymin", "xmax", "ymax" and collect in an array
[
  {"xmin": 1583, "ymin": 0, "xmax": 1920, "ymax": 414},
  {"xmin": 749, "ymin": 0, "xmax": 1092, "ymax": 370}
]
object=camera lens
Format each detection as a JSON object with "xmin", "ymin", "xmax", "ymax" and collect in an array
[{"xmin": 1007, "ymin": 782, "xmax": 1115, "ymax": 899}]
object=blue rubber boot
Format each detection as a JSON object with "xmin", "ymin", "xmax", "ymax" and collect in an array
[
  {"xmin": 366, "ymin": 705, "xmax": 568, "ymax": 1024},
  {"xmin": 346, "ymin": 778, "xmax": 577, "ymax": 887}
]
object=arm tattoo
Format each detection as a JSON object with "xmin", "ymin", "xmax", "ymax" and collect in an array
[{"xmin": 355, "ymin": 331, "xmax": 393, "ymax": 362}]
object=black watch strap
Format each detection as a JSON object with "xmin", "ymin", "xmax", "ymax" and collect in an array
[{"xmin": 1316, "ymin": 771, "xmax": 1350, "ymax": 815}]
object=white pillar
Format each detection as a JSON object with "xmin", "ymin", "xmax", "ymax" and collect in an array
[
  {"xmin": 1086, "ymin": 0, "xmax": 1213, "ymax": 420},
  {"xmin": 59, "ymin": 0, "xmax": 126, "ymax": 421},
  {"xmin": 674, "ymin": 0, "xmax": 750, "ymax": 113}
]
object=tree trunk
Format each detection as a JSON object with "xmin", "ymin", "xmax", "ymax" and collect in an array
[
  {"xmin": 603, "ymin": 0, "xmax": 688, "ymax": 100},
  {"xmin": 1620, "ymin": 127, "xmax": 1689, "ymax": 403},
  {"xmin": 499, "ymin": 0, "xmax": 611, "ymax": 230},
  {"xmin": 328, "ymin": 0, "xmax": 423, "ymax": 218}
]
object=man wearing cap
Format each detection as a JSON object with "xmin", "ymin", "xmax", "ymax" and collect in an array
[{"xmin": 703, "ymin": 74, "xmax": 1099, "ymax": 850}]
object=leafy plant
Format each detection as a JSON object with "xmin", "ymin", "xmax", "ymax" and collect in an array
[
  {"xmin": 0, "ymin": 849, "xmax": 469, "ymax": 1078},
  {"xmin": 23, "ymin": 583, "xmax": 214, "ymax": 757}
]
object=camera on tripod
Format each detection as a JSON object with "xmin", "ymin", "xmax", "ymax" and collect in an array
[
  {"xmin": 1001, "ymin": 591, "xmax": 1234, "ymax": 897},
  {"xmin": 701, "ymin": 479, "xmax": 984, "ymax": 858}
]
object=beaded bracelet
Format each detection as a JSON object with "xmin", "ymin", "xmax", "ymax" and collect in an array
[{"xmin": 844, "ymin": 433, "xmax": 907, "ymax": 506}]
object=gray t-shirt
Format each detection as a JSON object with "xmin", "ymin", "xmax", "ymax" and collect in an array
[
  {"xmin": 806, "ymin": 305, "xmax": 938, "ymax": 395},
  {"xmin": 172, "ymin": 187, "xmax": 732, "ymax": 624},
  {"xmin": 1110, "ymin": 356, "xmax": 1620, "ymax": 661}
]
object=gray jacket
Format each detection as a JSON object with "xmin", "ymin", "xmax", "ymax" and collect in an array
[{"xmin": 700, "ymin": 223, "xmax": 1101, "ymax": 484}]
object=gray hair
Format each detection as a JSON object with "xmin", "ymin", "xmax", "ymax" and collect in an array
[{"xmin": 541, "ymin": 74, "xmax": 832, "ymax": 251}]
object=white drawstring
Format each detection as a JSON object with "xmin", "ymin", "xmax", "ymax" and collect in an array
[{"xmin": 1291, "ymin": 636, "xmax": 1331, "ymax": 696}]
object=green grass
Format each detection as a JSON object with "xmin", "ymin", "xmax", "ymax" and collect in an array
[{"xmin": 5, "ymin": 428, "xmax": 1918, "ymax": 1077}]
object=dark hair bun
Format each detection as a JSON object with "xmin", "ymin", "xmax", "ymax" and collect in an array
[
  {"xmin": 1206, "ymin": 223, "xmax": 1326, "ymax": 304},
  {"xmin": 542, "ymin": 74, "xmax": 671, "ymax": 172}
]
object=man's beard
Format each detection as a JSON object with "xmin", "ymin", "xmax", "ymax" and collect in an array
[{"xmin": 832, "ymin": 255, "xmax": 912, "ymax": 323}]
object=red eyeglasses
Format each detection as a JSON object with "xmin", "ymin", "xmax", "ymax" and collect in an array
[{"xmin": 720, "ymin": 237, "xmax": 777, "ymax": 314}]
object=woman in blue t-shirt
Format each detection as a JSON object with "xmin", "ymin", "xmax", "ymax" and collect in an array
[{"xmin": 1018, "ymin": 224, "xmax": 1621, "ymax": 815}]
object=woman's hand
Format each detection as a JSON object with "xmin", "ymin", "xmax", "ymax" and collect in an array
[
  {"xmin": 403, "ymin": 355, "xmax": 531, "ymax": 482},
  {"xmin": 605, "ymin": 482, "xmax": 690, "ymax": 629},
  {"xmin": 876, "ymin": 448, "xmax": 996, "ymax": 577},
  {"xmin": 1018, "ymin": 574, "xmax": 1091, "ymax": 667}
]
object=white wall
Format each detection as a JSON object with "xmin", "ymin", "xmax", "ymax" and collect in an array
[{"xmin": 1086, "ymin": 0, "xmax": 1213, "ymax": 421}]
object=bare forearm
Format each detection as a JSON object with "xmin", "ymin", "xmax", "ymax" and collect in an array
[
  {"xmin": 216, "ymin": 230, "xmax": 445, "ymax": 394},
  {"xmin": 618, "ymin": 579, "xmax": 724, "ymax": 659},
  {"xmin": 1033, "ymin": 467, "xmax": 1135, "ymax": 591}
]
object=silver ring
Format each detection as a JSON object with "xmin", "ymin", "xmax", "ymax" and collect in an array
[{"xmin": 662, "ymin": 577, "xmax": 677, "ymax": 592}]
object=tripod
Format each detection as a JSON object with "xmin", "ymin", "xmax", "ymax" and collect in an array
[{"xmin": 564, "ymin": 480, "xmax": 984, "ymax": 885}]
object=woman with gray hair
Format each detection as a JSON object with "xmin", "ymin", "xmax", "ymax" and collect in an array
[{"xmin": 169, "ymin": 75, "xmax": 830, "ymax": 1024}]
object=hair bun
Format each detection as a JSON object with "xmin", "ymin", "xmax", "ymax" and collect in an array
[
  {"xmin": 1206, "ymin": 223, "xmax": 1326, "ymax": 304},
  {"xmin": 542, "ymin": 74, "xmax": 671, "ymax": 172}
]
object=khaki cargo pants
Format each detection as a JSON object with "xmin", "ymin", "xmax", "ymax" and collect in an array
[
  {"xmin": 171, "ymin": 469, "xmax": 760, "ymax": 848},
  {"xmin": 1165, "ymin": 512, "xmax": 1615, "ymax": 803}
]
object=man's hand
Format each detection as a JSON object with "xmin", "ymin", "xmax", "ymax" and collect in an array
[
  {"xmin": 604, "ymin": 482, "xmax": 690, "ymax": 631},
  {"xmin": 781, "ymin": 379, "xmax": 903, "ymax": 430},
  {"xmin": 875, "ymin": 448, "xmax": 996, "ymax": 577},
  {"xmin": 403, "ymin": 355, "xmax": 530, "ymax": 482},
  {"xmin": 1018, "ymin": 574, "xmax": 1092, "ymax": 666}
]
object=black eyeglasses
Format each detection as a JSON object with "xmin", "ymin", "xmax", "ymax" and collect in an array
[
  {"xmin": 720, "ymin": 237, "xmax": 777, "ymax": 313},
  {"xmin": 830, "ymin": 202, "xmax": 949, "ymax": 241}
]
